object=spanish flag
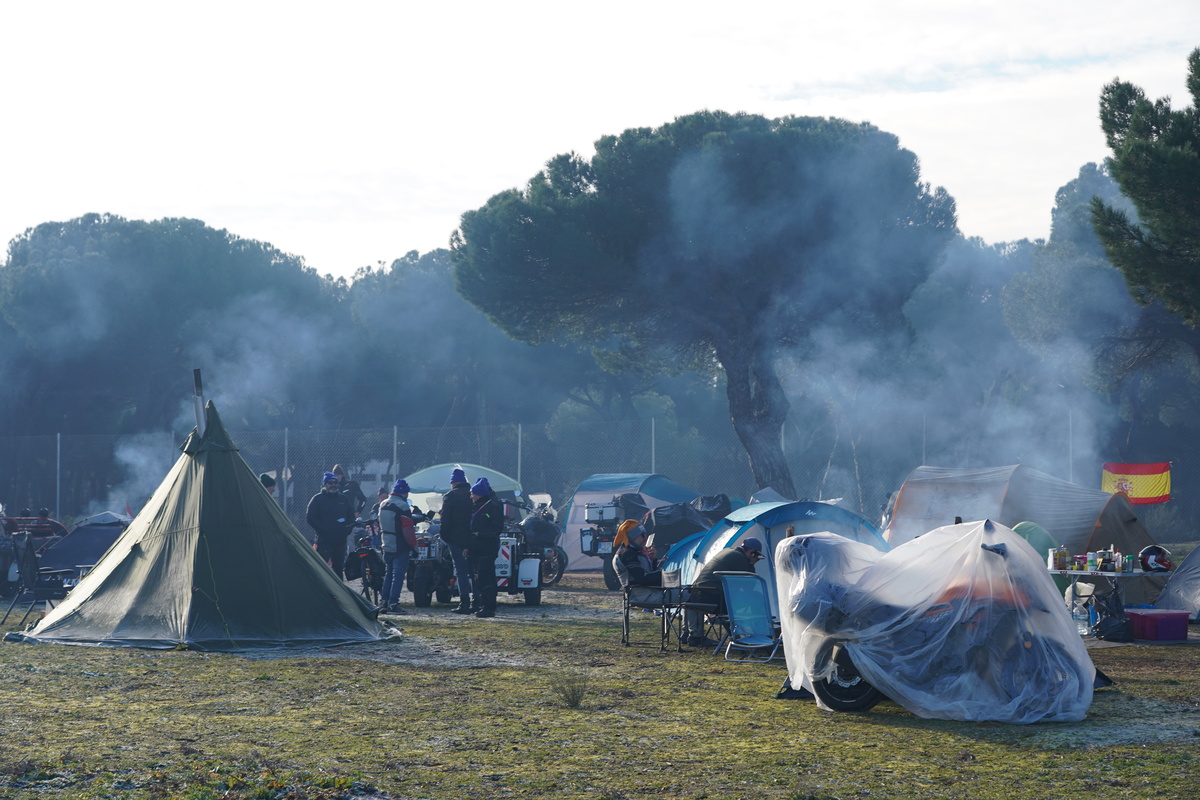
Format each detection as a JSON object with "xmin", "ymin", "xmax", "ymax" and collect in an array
[{"xmin": 1101, "ymin": 462, "xmax": 1171, "ymax": 505}]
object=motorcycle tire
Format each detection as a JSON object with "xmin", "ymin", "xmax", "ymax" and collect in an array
[
  {"xmin": 541, "ymin": 546, "xmax": 567, "ymax": 587},
  {"xmin": 601, "ymin": 555, "xmax": 622, "ymax": 591},
  {"xmin": 812, "ymin": 643, "xmax": 885, "ymax": 713},
  {"xmin": 411, "ymin": 564, "xmax": 434, "ymax": 608},
  {"xmin": 523, "ymin": 588, "xmax": 542, "ymax": 606}
]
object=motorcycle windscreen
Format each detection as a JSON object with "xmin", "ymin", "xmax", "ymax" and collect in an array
[{"xmin": 779, "ymin": 520, "xmax": 1095, "ymax": 724}]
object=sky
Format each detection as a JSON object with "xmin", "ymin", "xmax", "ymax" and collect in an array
[{"xmin": 1, "ymin": 2, "xmax": 1196, "ymax": 281}]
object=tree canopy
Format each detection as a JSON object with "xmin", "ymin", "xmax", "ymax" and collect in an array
[
  {"xmin": 1093, "ymin": 47, "xmax": 1200, "ymax": 325},
  {"xmin": 452, "ymin": 110, "xmax": 957, "ymax": 495}
]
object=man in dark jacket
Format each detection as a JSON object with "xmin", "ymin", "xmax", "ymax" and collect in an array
[
  {"xmin": 440, "ymin": 467, "xmax": 475, "ymax": 613},
  {"xmin": 466, "ymin": 476, "xmax": 504, "ymax": 618},
  {"xmin": 683, "ymin": 537, "xmax": 765, "ymax": 647},
  {"xmin": 306, "ymin": 471, "xmax": 356, "ymax": 579}
]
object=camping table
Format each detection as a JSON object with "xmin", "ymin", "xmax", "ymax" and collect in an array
[{"xmin": 1049, "ymin": 569, "xmax": 1154, "ymax": 635}]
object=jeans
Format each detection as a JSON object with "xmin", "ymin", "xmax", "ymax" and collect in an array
[
  {"xmin": 449, "ymin": 543, "xmax": 472, "ymax": 605},
  {"xmin": 381, "ymin": 549, "xmax": 410, "ymax": 606}
]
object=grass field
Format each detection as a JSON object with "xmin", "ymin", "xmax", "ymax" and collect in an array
[{"xmin": 0, "ymin": 573, "xmax": 1195, "ymax": 799}]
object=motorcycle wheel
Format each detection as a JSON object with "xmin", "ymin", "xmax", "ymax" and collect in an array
[
  {"xmin": 812, "ymin": 643, "xmax": 885, "ymax": 713},
  {"xmin": 523, "ymin": 588, "xmax": 542, "ymax": 606},
  {"xmin": 541, "ymin": 546, "xmax": 567, "ymax": 587},
  {"xmin": 411, "ymin": 564, "xmax": 434, "ymax": 608},
  {"xmin": 435, "ymin": 584, "xmax": 452, "ymax": 605},
  {"xmin": 601, "ymin": 555, "xmax": 621, "ymax": 591}
]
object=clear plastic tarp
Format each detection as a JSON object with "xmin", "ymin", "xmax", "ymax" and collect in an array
[{"xmin": 777, "ymin": 519, "xmax": 1095, "ymax": 723}]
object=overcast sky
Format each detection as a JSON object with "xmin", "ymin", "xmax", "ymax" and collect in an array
[{"xmin": 1, "ymin": 2, "xmax": 1195, "ymax": 281}]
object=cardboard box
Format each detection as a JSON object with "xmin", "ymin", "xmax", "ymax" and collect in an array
[{"xmin": 1125, "ymin": 609, "xmax": 1190, "ymax": 641}]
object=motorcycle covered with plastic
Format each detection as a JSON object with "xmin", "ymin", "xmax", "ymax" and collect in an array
[{"xmin": 777, "ymin": 519, "xmax": 1095, "ymax": 724}]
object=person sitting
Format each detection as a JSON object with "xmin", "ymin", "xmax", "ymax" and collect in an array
[
  {"xmin": 613, "ymin": 520, "xmax": 661, "ymax": 592},
  {"xmin": 682, "ymin": 537, "xmax": 765, "ymax": 648}
]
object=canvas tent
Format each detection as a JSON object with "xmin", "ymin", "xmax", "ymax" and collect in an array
[
  {"xmin": 562, "ymin": 474, "xmax": 700, "ymax": 570},
  {"xmin": 1158, "ymin": 548, "xmax": 1200, "ymax": 620},
  {"xmin": 660, "ymin": 500, "xmax": 887, "ymax": 617},
  {"xmin": 13, "ymin": 402, "xmax": 384, "ymax": 651},
  {"xmin": 883, "ymin": 465, "xmax": 1165, "ymax": 604},
  {"xmin": 404, "ymin": 463, "xmax": 523, "ymax": 517}
]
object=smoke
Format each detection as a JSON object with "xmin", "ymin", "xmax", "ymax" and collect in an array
[{"xmin": 83, "ymin": 433, "xmax": 178, "ymax": 518}]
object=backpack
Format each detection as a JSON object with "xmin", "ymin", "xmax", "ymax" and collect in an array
[{"xmin": 400, "ymin": 515, "xmax": 417, "ymax": 548}]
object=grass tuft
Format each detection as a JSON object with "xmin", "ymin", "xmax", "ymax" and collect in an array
[{"xmin": 549, "ymin": 669, "xmax": 591, "ymax": 708}]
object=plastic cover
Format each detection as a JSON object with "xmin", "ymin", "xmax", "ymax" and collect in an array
[{"xmin": 777, "ymin": 519, "xmax": 1095, "ymax": 723}]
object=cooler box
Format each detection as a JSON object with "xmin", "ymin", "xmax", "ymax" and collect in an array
[{"xmin": 1125, "ymin": 609, "xmax": 1190, "ymax": 641}]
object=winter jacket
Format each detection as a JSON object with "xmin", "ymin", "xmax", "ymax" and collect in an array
[
  {"xmin": 439, "ymin": 483, "xmax": 473, "ymax": 547},
  {"xmin": 306, "ymin": 489, "xmax": 355, "ymax": 545},
  {"xmin": 469, "ymin": 494, "xmax": 504, "ymax": 541},
  {"xmin": 378, "ymin": 494, "xmax": 414, "ymax": 554}
]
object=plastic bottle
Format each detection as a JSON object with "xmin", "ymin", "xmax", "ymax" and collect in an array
[{"xmin": 1086, "ymin": 551, "xmax": 1097, "ymax": 571}]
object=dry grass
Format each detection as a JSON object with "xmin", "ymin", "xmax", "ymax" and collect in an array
[{"xmin": 0, "ymin": 573, "xmax": 1195, "ymax": 799}]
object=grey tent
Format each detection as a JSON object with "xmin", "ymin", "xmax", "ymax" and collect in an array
[
  {"xmin": 13, "ymin": 402, "xmax": 384, "ymax": 651},
  {"xmin": 1158, "ymin": 547, "xmax": 1200, "ymax": 620}
]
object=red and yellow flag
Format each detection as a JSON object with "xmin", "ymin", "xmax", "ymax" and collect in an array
[{"xmin": 1102, "ymin": 462, "xmax": 1171, "ymax": 504}]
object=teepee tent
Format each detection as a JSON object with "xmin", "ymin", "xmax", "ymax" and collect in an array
[{"xmin": 14, "ymin": 402, "xmax": 384, "ymax": 651}]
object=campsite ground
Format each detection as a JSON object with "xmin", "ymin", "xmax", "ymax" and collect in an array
[{"xmin": 0, "ymin": 573, "xmax": 1197, "ymax": 800}]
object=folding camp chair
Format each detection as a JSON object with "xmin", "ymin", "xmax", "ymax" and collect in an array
[
  {"xmin": 616, "ymin": 557, "xmax": 674, "ymax": 648},
  {"xmin": 716, "ymin": 572, "xmax": 783, "ymax": 663}
]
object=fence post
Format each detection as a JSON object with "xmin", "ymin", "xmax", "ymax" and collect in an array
[
  {"xmin": 517, "ymin": 423, "xmax": 522, "ymax": 484},
  {"xmin": 393, "ymin": 426, "xmax": 398, "ymax": 485},
  {"xmin": 283, "ymin": 427, "xmax": 289, "ymax": 515},
  {"xmin": 56, "ymin": 432, "xmax": 61, "ymax": 518},
  {"xmin": 651, "ymin": 417, "xmax": 656, "ymax": 473}
]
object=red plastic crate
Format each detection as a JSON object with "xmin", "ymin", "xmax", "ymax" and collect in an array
[{"xmin": 1125, "ymin": 609, "xmax": 1190, "ymax": 641}]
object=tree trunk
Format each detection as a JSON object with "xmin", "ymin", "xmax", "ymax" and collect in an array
[{"xmin": 721, "ymin": 344, "xmax": 796, "ymax": 498}]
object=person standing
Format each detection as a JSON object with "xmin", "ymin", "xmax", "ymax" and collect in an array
[
  {"xmin": 306, "ymin": 471, "xmax": 355, "ymax": 579},
  {"xmin": 466, "ymin": 476, "xmax": 504, "ymax": 618},
  {"xmin": 377, "ymin": 479, "xmax": 415, "ymax": 614},
  {"xmin": 332, "ymin": 464, "xmax": 368, "ymax": 517},
  {"xmin": 440, "ymin": 467, "xmax": 475, "ymax": 614},
  {"xmin": 259, "ymin": 473, "xmax": 277, "ymax": 500}
]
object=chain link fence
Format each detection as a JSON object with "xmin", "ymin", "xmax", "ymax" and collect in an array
[{"xmin": 0, "ymin": 417, "xmax": 930, "ymax": 536}]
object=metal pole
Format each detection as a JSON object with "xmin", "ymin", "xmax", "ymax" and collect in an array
[
  {"xmin": 1068, "ymin": 410, "xmax": 1073, "ymax": 483},
  {"xmin": 282, "ymin": 428, "xmax": 289, "ymax": 515},
  {"xmin": 651, "ymin": 417, "xmax": 656, "ymax": 473},
  {"xmin": 922, "ymin": 413, "xmax": 926, "ymax": 465},
  {"xmin": 393, "ymin": 426, "xmax": 398, "ymax": 485},
  {"xmin": 517, "ymin": 423, "xmax": 522, "ymax": 484},
  {"xmin": 56, "ymin": 432, "xmax": 61, "ymax": 518}
]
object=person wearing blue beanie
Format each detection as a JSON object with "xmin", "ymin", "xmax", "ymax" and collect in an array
[
  {"xmin": 683, "ymin": 537, "xmax": 766, "ymax": 648},
  {"xmin": 467, "ymin": 475, "xmax": 503, "ymax": 617},
  {"xmin": 393, "ymin": 479, "xmax": 410, "ymax": 495},
  {"xmin": 306, "ymin": 471, "xmax": 354, "ymax": 579},
  {"xmin": 441, "ymin": 470, "xmax": 475, "ymax": 613}
]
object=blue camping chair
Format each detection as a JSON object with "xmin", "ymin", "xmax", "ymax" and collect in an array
[{"xmin": 716, "ymin": 572, "xmax": 783, "ymax": 663}]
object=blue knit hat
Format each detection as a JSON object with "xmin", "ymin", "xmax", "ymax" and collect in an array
[
  {"xmin": 470, "ymin": 477, "xmax": 492, "ymax": 496},
  {"xmin": 740, "ymin": 537, "xmax": 764, "ymax": 554},
  {"xmin": 393, "ymin": 479, "xmax": 410, "ymax": 495},
  {"xmin": 450, "ymin": 467, "xmax": 466, "ymax": 484},
  {"xmin": 322, "ymin": 471, "xmax": 339, "ymax": 486}
]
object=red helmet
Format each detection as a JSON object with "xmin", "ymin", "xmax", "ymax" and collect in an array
[{"xmin": 1138, "ymin": 545, "xmax": 1173, "ymax": 572}]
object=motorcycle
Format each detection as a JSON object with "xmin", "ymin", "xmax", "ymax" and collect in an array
[
  {"xmin": 782, "ymin": 523, "xmax": 1095, "ymax": 723},
  {"xmin": 407, "ymin": 520, "xmax": 458, "ymax": 607},
  {"xmin": 520, "ymin": 504, "xmax": 567, "ymax": 587}
]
